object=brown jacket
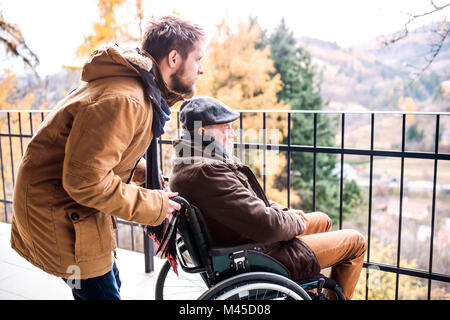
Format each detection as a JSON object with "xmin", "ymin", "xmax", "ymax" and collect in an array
[
  {"xmin": 11, "ymin": 44, "xmax": 180, "ymax": 279},
  {"xmin": 169, "ymin": 138, "xmax": 321, "ymax": 281}
]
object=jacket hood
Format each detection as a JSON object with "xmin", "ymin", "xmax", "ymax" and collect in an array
[
  {"xmin": 82, "ymin": 44, "xmax": 150, "ymax": 82},
  {"xmin": 81, "ymin": 44, "xmax": 183, "ymax": 106}
]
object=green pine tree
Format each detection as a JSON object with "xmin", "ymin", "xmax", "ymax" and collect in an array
[{"xmin": 260, "ymin": 19, "xmax": 363, "ymax": 223}]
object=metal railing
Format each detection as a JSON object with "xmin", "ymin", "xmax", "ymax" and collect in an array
[{"xmin": 1, "ymin": 109, "xmax": 449, "ymax": 300}]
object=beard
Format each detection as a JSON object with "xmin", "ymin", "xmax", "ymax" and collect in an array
[
  {"xmin": 224, "ymin": 141, "xmax": 234, "ymax": 157},
  {"xmin": 170, "ymin": 63, "xmax": 196, "ymax": 97}
]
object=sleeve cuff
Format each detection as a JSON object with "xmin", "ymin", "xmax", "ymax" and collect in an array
[{"xmin": 151, "ymin": 190, "xmax": 169, "ymax": 226}]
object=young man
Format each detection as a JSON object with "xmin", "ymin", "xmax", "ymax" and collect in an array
[
  {"xmin": 10, "ymin": 16, "xmax": 205, "ymax": 300},
  {"xmin": 169, "ymin": 96, "xmax": 367, "ymax": 300}
]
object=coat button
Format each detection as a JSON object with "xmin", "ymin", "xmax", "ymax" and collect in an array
[{"xmin": 70, "ymin": 213, "xmax": 80, "ymax": 221}]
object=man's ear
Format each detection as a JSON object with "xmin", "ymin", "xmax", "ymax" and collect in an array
[
  {"xmin": 197, "ymin": 127, "xmax": 205, "ymax": 135},
  {"xmin": 167, "ymin": 49, "xmax": 180, "ymax": 69}
]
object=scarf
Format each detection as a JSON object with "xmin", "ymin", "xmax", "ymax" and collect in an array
[
  {"xmin": 127, "ymin": 49, "xmax": 171, "ymax": 139},
  {"xmin": 127, "ymin": 49, "xmax": 173, "ymax": 191},
  {"xmin": 127, "ymin": 51, "xmax": 179, "ymax": 272}
]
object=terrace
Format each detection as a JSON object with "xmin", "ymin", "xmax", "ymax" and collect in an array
[{"xmin": 0, "ymin": 109, "xmax": 449, "ymax": 300}]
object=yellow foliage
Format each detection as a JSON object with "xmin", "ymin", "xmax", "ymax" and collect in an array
[
  {"xmin": 0, "ymin": 69, "xmax": 34, "ymax": 110},
  {"xmin": 441, "ymin": 81, "xmax": 450, "ymax": 97},
  {"xmin": 398, "ymin": 96, "xmax": 416, "ymax": 121},
  {"xmin": 353, "ymin": 238, "xmax": 449, "ymax": 300},
  {"xmin": 197, "ymin": 19, "xmax": 287, "ymax": 113},
  {"xmin": 77, "ymin": 0, "xmax": 129, "ymax": 59},
  {"xmin": 0, "ymin": 70, "xmax": 38, "ymax": 212},
  {"xmin": 196, "ymin": 18, "xmax": 290, "ymax": 141}
]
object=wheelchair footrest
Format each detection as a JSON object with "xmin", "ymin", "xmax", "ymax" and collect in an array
[{"xmin": 298, "ymin": 274, "xmax": 337, "ymax": 290}]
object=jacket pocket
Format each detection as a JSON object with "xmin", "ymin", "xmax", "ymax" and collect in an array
[{"xmin": 66, "ymin": 206, "xmax": 111, "ymax": 262}]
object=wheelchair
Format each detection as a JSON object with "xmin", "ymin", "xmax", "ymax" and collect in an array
[{"xmin": 154, "ymin": 196, "xmax": 345, "ymax": 300}]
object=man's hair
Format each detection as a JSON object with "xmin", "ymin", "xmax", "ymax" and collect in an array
[{"xmin": 141, "ymin": 15, "xmax": 205, "ymax": 64}]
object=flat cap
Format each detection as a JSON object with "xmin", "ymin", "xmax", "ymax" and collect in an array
[{"xmin": 179, "ymin": 96, "xmax": 240, "ymax": 131}]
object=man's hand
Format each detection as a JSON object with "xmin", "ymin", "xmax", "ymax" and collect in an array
[
  {"xmin": 288, "ymin": 209, "xmax": 308, "ymax": 236},
  {"xmin": 291, "ymin": 209, "xmax": 308, "ymax": 225},
  {"xmin": 165, "ymin": 190, "xmax": 181, "ymax": 217}
]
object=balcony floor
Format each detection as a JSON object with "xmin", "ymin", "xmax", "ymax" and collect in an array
[{"xmin": 0, "ymin": 222, "xmax": 166, "ymax": 300}]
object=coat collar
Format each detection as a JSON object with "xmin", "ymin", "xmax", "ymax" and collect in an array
[{"xmin": 123, "ymin": 47, "xmax": 184, "ymax": 107}]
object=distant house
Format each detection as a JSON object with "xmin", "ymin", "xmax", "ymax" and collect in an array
[
  {"xmin": 332, "ymin": 163, "xmax": 358, "ymax": 181},
  {"xmin": 441, "ymin": 130, "xmax": 450, "ymax": 143},
  {"xmin": 435, "ymin": 218, "xmax": 450, "ymax": 252},
  {"xmin": 441, "ymin": 80, "xmax": 450, "ymax": 96},
  {"xmin": 377, "ymin": 197, "xmax": 428, "ymax": 221}
]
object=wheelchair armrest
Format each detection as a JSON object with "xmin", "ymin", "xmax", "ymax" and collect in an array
[{"xmin": 208, "ymin": 243, "xmax": 263, "ymax": 256}]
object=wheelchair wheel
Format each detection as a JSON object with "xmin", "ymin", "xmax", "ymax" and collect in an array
[
  {"xmin": 155, "ymin": 260, "xmax": 208, "ymax": 300},
  {"xmin": 198, "ymin": 272, "xmax": 311, "ymax": 300}
]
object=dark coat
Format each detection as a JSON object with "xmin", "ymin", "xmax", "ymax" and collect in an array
[{"xmin": 169, "ymin": 138, "xmax": 321, "ymax": 281}]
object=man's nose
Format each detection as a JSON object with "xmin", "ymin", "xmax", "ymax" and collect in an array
[
  {"xmin": 231, "ymin": 128, "xmax": 237, "ymax": 138},
  {"xmin": 198, "ymin": 64, "xmax": 204, "ymax": 75}
]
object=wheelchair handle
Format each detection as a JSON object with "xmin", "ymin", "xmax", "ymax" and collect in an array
[{"xmin": 170, "ymin": 195, "xmax": 192, "ymax": 211}]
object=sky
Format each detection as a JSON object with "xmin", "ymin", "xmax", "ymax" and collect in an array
[{"xmin": 1, "ymin": 0, "xmax": 449, "ymax": 75}]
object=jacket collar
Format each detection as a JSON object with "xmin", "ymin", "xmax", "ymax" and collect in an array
[{"xmin": 120, "ymin": 45, "xmax": 184, "ymax": 107}]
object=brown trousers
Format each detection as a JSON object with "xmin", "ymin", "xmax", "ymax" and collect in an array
[{"xmin": 297, "ymin": 212, "xmax": 367, "ymax": 300}]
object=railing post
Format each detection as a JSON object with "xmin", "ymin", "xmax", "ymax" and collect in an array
[
  {"xmin": 428, "ymin": 114, "xmax": 440, "ymax": 299},
  {"xmin": 312, "ymin": 113, "xmax": 317, "ymax": 211},
  {"xmin": 143, "ymin": 147, "xmax": 156, "ymax": 274},
  {"xmin": 263, "ymin": 112, "xmax": 267, "ymax": 192},
  {"xmin": 395, "ymin": 113, "xmax": 407, "ymax": 300},
  {"xmin": 339, "ymin": 113, "xmax": 345, "ymax": 230},
  {"xmin": 365, "ymin": 113, "xmax": 375, "ymax": 300},
  {"xmin": 287, "ymin": 113, "xmax": 291, "ymax": 208},
  {"xmin": 143, "ymin": 227, "xmax": 154, "ymax": 273}
]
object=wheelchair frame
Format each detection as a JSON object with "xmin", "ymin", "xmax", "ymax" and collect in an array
[{"xmin": 155, "ymin": 196, "xmax": 345, "ymax": 300}]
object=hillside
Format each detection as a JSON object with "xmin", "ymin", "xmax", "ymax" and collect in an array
[
  {"xmin": 9, "ymin": 22, "xmax": 450, "ymax": 113},
  {"xmin": 297, "ymin": 21, "xmax": 450, "ymax": 112}
]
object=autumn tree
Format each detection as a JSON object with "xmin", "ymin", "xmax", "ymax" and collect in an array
[
  {"xmin": 77, "ymin": 0, "xmax": 129, "ymax": 59},
  {"xmin": 353, "ymin": 237, "xmax": 449, "ymax": 300},
  {"xmin": 0, "ymin": 12, "xmax": 36, "ymax": 111},
  {"xmin": 0, "ymin": 13, "xmax": 39, "ymax": 220}
]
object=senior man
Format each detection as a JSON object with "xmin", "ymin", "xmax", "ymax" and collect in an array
[{"xmin": 169, "ymin": 96, "xmax": 367, "ymax": 300}]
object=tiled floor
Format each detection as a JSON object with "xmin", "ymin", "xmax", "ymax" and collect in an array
[{"xmin": 0, "ymin": 222, "xmax": 166, "ymax": 300}]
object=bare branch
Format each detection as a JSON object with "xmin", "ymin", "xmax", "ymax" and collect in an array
[
  {"xmin": 381, "ymin": 1, "xmax": 450, "ymax": 46},
  {"xmin": 0, "ymin": 11, "xmax": 40, "ymax": 77},
  {"xmin": 380, "ymin": 2, "xmax": 449, "ymax": 81},
  {"xmin": 409, "ymin": 25, "xmax": 449, "ymax": 82}
]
